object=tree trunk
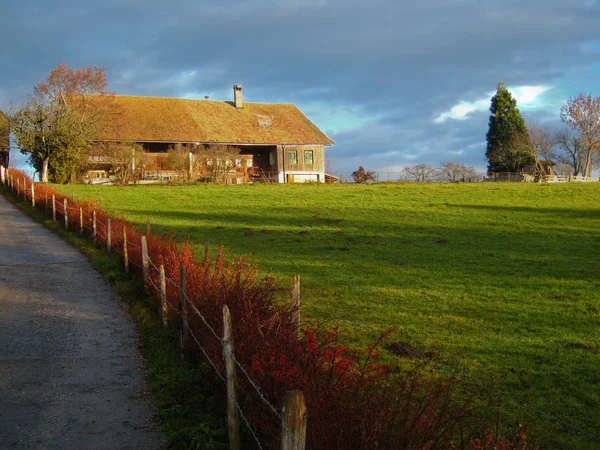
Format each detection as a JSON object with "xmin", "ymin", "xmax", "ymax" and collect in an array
[
  {"xmin": 583, "ymin": 148, "xmax": 593, "ymax": 178},
  {"xmin": 41, "ymin": 158, "xmax": 49, "ymax": 183}
]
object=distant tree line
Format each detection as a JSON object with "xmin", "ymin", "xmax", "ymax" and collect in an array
[{"xmin": 351, "ymin": 161, "xmax": 477, "ymax": 183}]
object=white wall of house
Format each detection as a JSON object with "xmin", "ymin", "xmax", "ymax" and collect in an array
[{"xmin": 278, "ymin": 171, "xmax": 325, "ymax": 183}]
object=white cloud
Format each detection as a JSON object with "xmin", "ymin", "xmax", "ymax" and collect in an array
[
  {"xmin": 433, "ymin": 96, "xmax": 492, "ymax": 123},
  {"xmin": 511, "ymin": 85, "xmax": 551, "ymax": 105},
  {"xmin": 434, "ymin": 85, "xmax": 552, "ymax": 124}
]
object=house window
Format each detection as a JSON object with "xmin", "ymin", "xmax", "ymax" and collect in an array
[
  {"xmin": 304, "ymin": 150, "xmax": 314, "ymax": 165},
  {"xmin": 269, "ymin": 152, "xmax": 276, "ymax": 165},
  {"xmin": 288, "ymin": 150, "xmax": 298, "ymax": 164}
]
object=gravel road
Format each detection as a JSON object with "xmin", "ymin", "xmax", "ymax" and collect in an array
[{"xmin": 0, "ymin": 194, "xmax": 163, "ymax": 449}]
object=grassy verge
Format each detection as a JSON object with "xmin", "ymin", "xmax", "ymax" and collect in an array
[
  {"xmin": 0, "ymin": 185, "xmax": 228, "ymax": 450},
  {"xmin": 53, "ymin": 181, "xmax": 600, "ymax": 449}
]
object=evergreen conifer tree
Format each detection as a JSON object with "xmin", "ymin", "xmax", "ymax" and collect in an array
[{"xmin": 485, "ymin": 82, "xmax": 531, "ymax": 173}]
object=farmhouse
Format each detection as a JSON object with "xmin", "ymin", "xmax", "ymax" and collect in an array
[
  {"xmin": 0, "ymin": 110, "xmax": 9, "ymax": 168},
  {"xmin": 77, "ymin": 85, "xmax": 333, "ymax": 183}
]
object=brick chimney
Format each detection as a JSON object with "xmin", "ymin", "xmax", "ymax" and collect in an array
[{"xmin": 233, "ymin": 84, "xmax": 243, "ymax": 109}]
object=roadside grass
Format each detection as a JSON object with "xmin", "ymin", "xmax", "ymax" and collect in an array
[
  {"xmin": 1, "ymin": 185, "xmax": 229, "ymax": 450},
  {"xmin": 54, "ymin": 181, "xmax": 600, "ymax": 448}
]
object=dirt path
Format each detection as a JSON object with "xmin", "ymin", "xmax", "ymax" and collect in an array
[{"xmin": 0, "ymin": 194, "xmax": 163, "ymax": 449}]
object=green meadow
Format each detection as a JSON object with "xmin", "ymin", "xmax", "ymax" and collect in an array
[{"xmin": 55, "ymin": 182, "xmax": 600, "ymax": 447}]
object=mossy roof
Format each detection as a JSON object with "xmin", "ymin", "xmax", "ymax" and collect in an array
[{"xmin": 76, "ymin": 94, "xmax": 334, "ymax": 146}]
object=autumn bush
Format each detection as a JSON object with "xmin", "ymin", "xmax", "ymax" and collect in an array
[{"xmin": 4, "ymin": 169, "xmax": 538, "ymax": 449}]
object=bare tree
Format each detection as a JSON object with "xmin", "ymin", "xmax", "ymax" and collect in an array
[
  {"xmin": 200, "ymin": 144, "xmax": 242, "ymax": 184},
  {"xmin": 351, "ymin": 166, "xmax": 376, "ymax": 183},
  {"xmin": 554, "ymin": 128, "xmax": 586, "ymax": 176},
  {"xmin": 96, "ymin": 141, "xmax": 146, "ymax": 185},
  {"xmin": 164, "ymin": 143, "xmax": 195, "ymax": 181},
  {"xmin": 560, "ymin": 93, "xmax": 600, "ymax": 178},
  {"xmin": 528, "ymin": 123, "xmax": 555, "ymax": 163},
  {"xmin": 526, "ymin": 122, "xmax": 557, "ymax": 178},
  {"xmin": 403, "ymin": 164, "xmax": 436, "ymax": 182},
  {"xmin": 438, "ymin": 162, "xmax": 477, "ymax": 182}
]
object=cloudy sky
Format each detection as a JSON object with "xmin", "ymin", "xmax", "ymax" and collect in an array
[{"xmin": 1, "ymin": 0, "xmax": 599, "ymax": 174}]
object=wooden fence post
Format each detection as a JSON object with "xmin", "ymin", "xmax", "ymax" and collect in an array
[
  {"xmin": 160, "ymin": 264, "xmax": 168, "ymax": 328},
  {"xmin": 22, "ymin": 177, "xmax": 26, "ymax": 198},
  {"xmin": 141, "ymin": 235, "xmax": 150, "ymax": 284},
  {"xmin": 123, "ymin": 227, "xmax": 129, "ymax": 274},
  {"xmin": 179, "ymin": 262, "xmax": 188, "ymax": 356},
  {"xmin": 52, "ymin": 194, "xmax": 56, "ymax": 221},
  {"xmin": 291, "ymin": 275, "xmax": 301, "ymax": 337},
  {"xmin": 92, "ymin": 210, "xmax": 97, "ymax": 238},
  {"xmin": 31, "ymin": 183, "xmax": 35, "ymax": 207},
  {"xmin": 71, "ymin": 191, "xmax": 75, "ymax": 203},
  {"xmin": 79, "ymin": 207, "xmax": 84, "ymax": 234},
  {"xmin": 63, "ymin": 199, "xmax": 68, "ymax": 229},
  {"xmin": 223, "ymin": 305, "xmax": 240, "ymax": 450},
  {"xmin": 281, "ymin": 391, "xmax": 307, "ymax": 450},
  {"xmin": 146, "ymin": 220, "xmax": 151, "ymax": 237},
  {"xmin": 17, "ymin": 178, "xmax": 20, "ymax": 196},
  {"xmin": 204, "ymin": 240, "xmax": 210, "ymax": 264},
  {"xmin": 106, "ymin": 218, "xmax": 111, "ymax": 251}
]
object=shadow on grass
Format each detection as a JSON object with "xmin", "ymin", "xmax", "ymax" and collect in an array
[
  {"xmin": 445, "ymin": 203, "xmax": 600, "ymax": 219},
  {"xmin": 118, "ymin": 207, "xmax": 600, "ymax": 287}
]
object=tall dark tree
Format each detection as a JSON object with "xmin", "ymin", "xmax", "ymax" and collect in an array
[{"xmin": 485, "ymin": 81, "xmax": 531, "ymax": 173}]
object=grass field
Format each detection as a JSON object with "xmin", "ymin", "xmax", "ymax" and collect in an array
[{"xmin": 54, "ymin": 182, "xmax": 600, "ymax": 448}]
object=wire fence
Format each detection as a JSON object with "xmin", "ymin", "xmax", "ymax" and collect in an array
[
  {"xmin": 329, "ymin": 171, "xmax": 600, "ymax": 184},
  {"xmin": 2, "ymin": 165, "xmax": 598, "ymax": 448}
]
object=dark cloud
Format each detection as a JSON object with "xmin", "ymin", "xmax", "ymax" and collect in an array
[{"xmin": 1, "ymin": 0, "xmax": 599, "ymax": 172}]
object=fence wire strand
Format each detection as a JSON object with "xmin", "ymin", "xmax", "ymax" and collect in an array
[
  {"xmin": 129, "ymin": 259, "xmax": 143, "ymax": 270},
  {"xmin": 127, "ymin": 239, "xmax": 142, "ymax": 250}
]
